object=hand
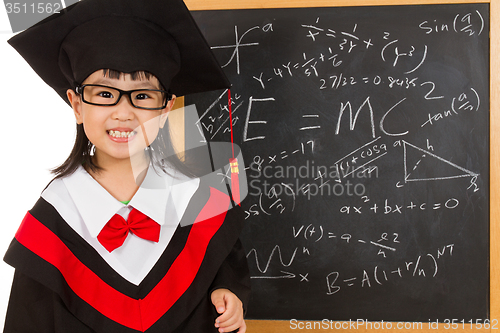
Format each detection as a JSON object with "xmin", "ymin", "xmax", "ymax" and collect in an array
[{"xmin": 211, "ymin": 288, "xmax": 246, "ymax": 333}]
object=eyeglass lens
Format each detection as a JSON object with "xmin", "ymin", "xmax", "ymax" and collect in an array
[{"xmin": 82, "ymin": 85, "xmax": 167, "ymax": 109}]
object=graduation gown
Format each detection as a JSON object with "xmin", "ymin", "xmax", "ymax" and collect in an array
[{"xmin": 3, "ymin": 181, "xmax": 250, "ymax": 333}]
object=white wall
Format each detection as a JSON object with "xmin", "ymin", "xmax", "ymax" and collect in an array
[{"xmin": 0, "ymin": 10, "xmax": 75, "ymax": 329}]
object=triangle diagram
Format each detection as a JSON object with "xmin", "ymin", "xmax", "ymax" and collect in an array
[{"xmin": 402, "ymin": 140, "xmax": 478, "ymax": 182}]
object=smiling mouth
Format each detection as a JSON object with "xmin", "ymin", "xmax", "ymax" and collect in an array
[{"xmin": 107, "ymin": 130, "xmax": 137, "ymax": 138}]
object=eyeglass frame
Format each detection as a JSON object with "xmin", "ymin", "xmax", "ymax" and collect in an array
[{"xmin": 75, "ymin": 84, "xmax": 173, "ymax": 110}]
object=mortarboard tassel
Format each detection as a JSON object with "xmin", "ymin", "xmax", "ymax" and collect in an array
[{"xmin": 228, "ymin": 89, "xmax": 240, "ymax": 206}]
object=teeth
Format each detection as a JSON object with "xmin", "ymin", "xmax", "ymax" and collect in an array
[{"xmin": 108, "ymin": 130, "xmax": 135, "ymax": 138}]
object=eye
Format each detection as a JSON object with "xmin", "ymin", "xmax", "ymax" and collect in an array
[
  {"xmin": 97, "ymin": 90, "xmax": 114, "ymax": 99},
  {"xmin": 135, "ymin": 93, "xmax": 151, "ymax": 100}
]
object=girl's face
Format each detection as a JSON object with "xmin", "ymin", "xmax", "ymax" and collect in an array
[{"xmin": 67, "ymin": 70, "xmax": 176, "ymax": 168}]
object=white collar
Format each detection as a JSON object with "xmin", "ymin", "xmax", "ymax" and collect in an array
[{"xmin": 62, "ymin": 165, "xmax": 199, "ymax": 238}]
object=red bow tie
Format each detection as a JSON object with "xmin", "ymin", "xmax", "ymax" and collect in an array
[{"xmin": 97, "ymin": 208, "xmax": 161, "ymax": 252}]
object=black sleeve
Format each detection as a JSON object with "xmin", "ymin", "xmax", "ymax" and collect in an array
[
  {"xmin": 209, "ymin": 238, "xmax": 251, "ymax": 311},
  {"xmin": 4, "ymin": 270, "xmax": 56, "ymax": 333},
  {"xmin": 4, "ymin": 271, "xmax": 95, "ymax": 333}
]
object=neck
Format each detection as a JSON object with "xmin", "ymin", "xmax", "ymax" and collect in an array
[{"xmin": 88, "ymin": 151, "xmax": 149, "ymax": 202}]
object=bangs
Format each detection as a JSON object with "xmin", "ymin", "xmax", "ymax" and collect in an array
[{"xmin": 101, "ymin": 69, "xmax": 164, "ymax": 88}]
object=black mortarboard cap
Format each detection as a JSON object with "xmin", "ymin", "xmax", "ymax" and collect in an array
[{"xmin": 8, "ymin": 0, "xmax": 230, "ymax": 104}]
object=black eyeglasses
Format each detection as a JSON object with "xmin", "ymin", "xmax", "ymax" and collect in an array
[{"xmin": 75, "ymin": 84, "xmax": 172, "ymax": 110}]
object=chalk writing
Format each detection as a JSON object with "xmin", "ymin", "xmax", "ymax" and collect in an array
[
  {"xmin": 326, "ymin": 244, "xmax": 455, "ymax": 294},
  {"xmin": 189, "ymin": 4, "xmax": 489, "ymax": 320}
]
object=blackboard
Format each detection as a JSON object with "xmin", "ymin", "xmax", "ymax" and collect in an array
[{"xmin": 186, "ymin": 3, "xmax": 490, "ymax": 322}]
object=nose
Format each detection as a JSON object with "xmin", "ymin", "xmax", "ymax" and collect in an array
[{"xmin": 111, "ymin": 94, "xmax": 136, "ymax": 121}]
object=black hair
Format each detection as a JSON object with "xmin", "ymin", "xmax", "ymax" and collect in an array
[
  {"xmin": 51, "ymin": 69, "xmax": 197, "ymax": 179},
  {"xmin": 100, "ymin": 69, "xmax": 156, "ymax": 81}
]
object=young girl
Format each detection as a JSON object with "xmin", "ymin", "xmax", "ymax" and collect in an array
[{"xmin": 3, "ymin": 0, "xmax": 250, "ymax": 332}]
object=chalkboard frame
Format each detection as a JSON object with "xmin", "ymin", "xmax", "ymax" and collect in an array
[{"xmin": 181, "ymin": 0, "xmax": 497, "ymax": 331}]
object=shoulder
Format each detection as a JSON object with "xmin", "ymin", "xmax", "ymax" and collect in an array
[
  {"xmin": 41, "ymin": 166, "xmax": 89, "ymax": 205},
  {"xmin": 41, "ymin": 176, "xmax": 69, "ymax": 203}
]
